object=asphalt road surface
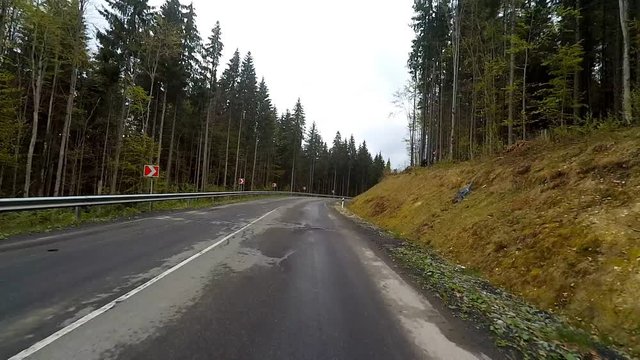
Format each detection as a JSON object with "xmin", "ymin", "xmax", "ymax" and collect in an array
[{"xmin": 0, "ymin": 198, "xmax": 501, "ymax": 360}]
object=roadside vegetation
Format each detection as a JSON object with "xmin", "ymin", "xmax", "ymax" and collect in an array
[
  {"xmin": 350, "ymin": 127, "xmax": 640, "ymax": 357},
  {"xmin": 0, "ymin": 195, "xmax": 270, "ymax": 240}
]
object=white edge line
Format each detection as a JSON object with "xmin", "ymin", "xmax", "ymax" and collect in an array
[{"xmin": 8, "ymin": 208, "xmax": 278, "ymax": 360}]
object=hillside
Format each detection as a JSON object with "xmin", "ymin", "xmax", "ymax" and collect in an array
[{"xmin": 349, "ymin": 127, "xmax": 640, "ymax": 355}]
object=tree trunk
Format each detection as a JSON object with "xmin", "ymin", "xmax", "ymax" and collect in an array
[
  {"xmin": 195, "ymin": 129, "xmax": 202, "ymax": 189},
  {"xmin": 167, "ymin": 102, "xmax": 178, "ymax": 186},
  {"xmin": 24, "ymin": 37, "xmax": 47, "ymax": 197},
  {"xmin": 250, "ymin": 132, "xmax": 258, "ymax": 190},
  {"xmin": 233, "ymin": 112, "xmax": 243, "ymax": 190},
  {"xmin": 573, "ymin": 0, "xmax": 581, "ymax": 122},
  {"xmin": 346, "ymin": 165, "xmax": 351, "ymax": 197},
  {"xmin": 438, "ymin": 56, "xmax": 444, "ymax": 162},
  {"xmin": 74, "ymin": 97, "xmax": 98, "ymax": 195},
  {"xmin": 522, "ymin": 0, "xmax": 533, "ymax": 141},
  {"xmin": 144, "ymin": 52, "xmax": 159, "ymax": 134},
  {"xmin": 12, "ymin": 98, "xmax": 26, "ymax": 197},
  {"xmin": 411, "ymin": 75, "xmax": 417, "ymax": 167},
  {"xmin": 507, "ymin": 0, "xmax": 516, "ymax": 145},
  {"xmin": 98, "ymin": 108, "xmax": 111, "ymax": 195},
  {"xmin": 201, "ymin": 95, "xmax": 212, "ymax": 189},
  {"xmin": 450, "ymin": 1, "xmax": 462, "ymax": 160},
  {"xmin": 223, "ymin": 110, "xmax": 232, "ymax": 188},
  {"xmin": 290, "ymin": 151, "xmax": 296, "ymax": 192},
  {"xmin": 156, "ymin": 88, "xmax": 168, "ymax": 164},
  {"xmin": 619, "ymin": 0, "xmax": 632, "ymax": 124},
  {"xmin": 39, "ymin": 55, "xmax": 59, "ymax": 196},
  {"xmin": 54, "ymin": 65, "xmax": 78, "ymax": 196},
  {"xmin": 110, "ymin": 89, "xmax": 128, "ymax": 194}
]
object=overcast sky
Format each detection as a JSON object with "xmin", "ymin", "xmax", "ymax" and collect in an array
[{"xmin": 88, "ymin": 0, "xmax": 414, "ymax": 168}]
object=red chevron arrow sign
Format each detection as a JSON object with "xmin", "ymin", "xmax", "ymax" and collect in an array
[{"xmin": 144, "ymin": 165, "xmax": 159, "ymax": 178}]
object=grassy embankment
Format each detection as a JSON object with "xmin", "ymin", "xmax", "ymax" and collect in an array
[
  {"xmin": 350, "ymin": 127, "xmax": 640, "ymax": 357},
  {"xmin": 0, "ymin": 195, "xmax": 271, "ymax": 240}
]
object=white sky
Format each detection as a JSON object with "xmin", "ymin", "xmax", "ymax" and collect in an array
[{"xmin": 88, "ymin": 0, "xmax": 414, "ymax": 168}]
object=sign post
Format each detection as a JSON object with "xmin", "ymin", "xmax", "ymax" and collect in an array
[{"xmin": 238, "ymin": 178, "xmax": 245, "ymax": 191}]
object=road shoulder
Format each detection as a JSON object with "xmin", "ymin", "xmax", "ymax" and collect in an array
[
  {"xmin": 334, "ymin": 204, "xmax": 629, "ymax": 359},
  {"xmin": 329, "ymin": 203, "xmax": 507, "ymax": 359}
]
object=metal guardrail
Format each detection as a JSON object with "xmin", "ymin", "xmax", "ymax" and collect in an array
[{"xmin": 0, "ymin": 191, "xmax": 349, "ymax": 212}]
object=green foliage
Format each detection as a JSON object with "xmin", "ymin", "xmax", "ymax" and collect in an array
[
  {"xmin": 126, "ymin": 85, "xmax": 151, "ymax": 122},
  {"xmin": 119, "ymin": 134, "xmax": 156, "ymax": 193},
  {"xmin": 0, "ymin": 72, "xmax": 21, "ymax": 167},
  {"xmin": 536, "ymin": 44, "xmax": 584, "ymax": 127}
]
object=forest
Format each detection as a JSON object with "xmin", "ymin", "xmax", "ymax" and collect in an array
[
  {"xmin": 405, "ymin": 0, "xmax": 639, "ymax": 166},
  {"xmin": 0, "ymin": 0, "xmax": 389, "ymax": 198}
]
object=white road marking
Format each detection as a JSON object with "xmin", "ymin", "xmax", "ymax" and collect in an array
[{"xmin": 8, "ymin": 208, "xmax": 278, "ymax": 360}]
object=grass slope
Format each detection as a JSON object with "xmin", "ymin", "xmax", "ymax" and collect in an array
[{"xmin": 350, "ymin": 128, "xmax": 640, "ymax": 356}]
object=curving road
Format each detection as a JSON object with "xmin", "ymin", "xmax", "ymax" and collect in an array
[{"xmin": 0, "ymin": 198, "xmax": 501, "ymax": 360}]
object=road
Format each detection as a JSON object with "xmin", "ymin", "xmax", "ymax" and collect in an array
[{"xmin": 0, "ymin": 198, "xmax": 501, "ymax": 360}]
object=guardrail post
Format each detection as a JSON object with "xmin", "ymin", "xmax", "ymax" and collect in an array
[{"xmin": 74, "ymin": 206, "xmax": 80, "ymax": 222}]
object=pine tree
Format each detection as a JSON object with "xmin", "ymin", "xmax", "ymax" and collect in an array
[
  {"xmin": 200, "ymin": 21, "xmax": 222, "ymax": 189},
  {"xmin": 219, "ymin": 49, "xmax": 240, "ymax": 188},
  {"xmin": 97, "ymin": 0, "xmax": 151, "ymax": 194}
]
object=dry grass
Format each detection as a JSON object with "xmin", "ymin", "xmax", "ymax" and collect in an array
[{"xmin": 350, "ymin": 127, "xmax": 640, "ymax": 355}]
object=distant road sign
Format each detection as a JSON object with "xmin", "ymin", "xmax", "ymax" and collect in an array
[
  {"xmin": 144, "ymin": 165, "xmax": 159, "ymax": 178},
  {"xmin": 272, "ymin": 182, "xmax": 277, "ymax": 189},
  {"xmin": 239, "ymin": 178, "xmax": 245, "ymax": 185}
]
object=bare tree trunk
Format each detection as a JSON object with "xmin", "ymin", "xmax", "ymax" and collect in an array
[
  {"xmin": 450, "ymin": 0, "xmax": 462, "ymax": 160},
  {"xmin": 54, "ymin": 65, "xmax": 78, "ymax": 196},
  {"xmin": 290, "ymin": 146, "xmax": 296, "ymax": 192},
  {"xmin": 346, "ymin": 165, "xmax": 351, "ymax": 197},
  {"xmin": 250, "ymin": 132, "xmax": 258, "ymax": 190},
  {"xmin": 24, "ymin": 36, "xmax": 47, "ymax": 197},
  {"xmin": 167, "ymin": 103, "xmax": 178, "ymax": 186},
  {"xmin": 98, "ymin": 109, "xmax": 111, "ymax": 195},
  {"xmin": 242, "ymin": 146, "xmax": 248, "ymax": 188},
  {"xmin": 420, "ymin": 59, "xmax": 428, "ymax": 165},
  {"xmin": 110, "ymin": 90, "xmax": 128, "ymax": 194},
  {"xmin": 438, "ymin": 56, "xmax": 444, "ymax": 162},
  {"xmin": 233, "ymin": 112, "xmax": 243, "ymax": 190},
  {"xmin": 195, "ymin": 129, "xmax": 202, "ymax": 189},
  {"xmin": 522, "ymin": 0, "xmax": 533, "ymax": 141},
  {"xmin": 223, "ymin": 110, "xmax": 232, "ymax": 188},
  {"xmin": 201, "ymin": 96, "xmax": 212, "ymax": 189},
  {"xmin": 411, "ymin": 75, "xmax": 417, "ymax": 167},
  {"xmin": 470, "ymin": 71, "xmax": 476, "ymax": 159},
  {"xmin": 619, "ymin": 0, "xmax": 632, "ymax": 124},
  {"xmin": 151, "ymin": 87, "xmax": 159, "ymax": 139},
  {"xmin": 75, "ymin": 98, "xmax": 99, "ymax": 195},
  {"xmin": 187, "ymin": 134, "xmax": 194, "ymax": 185},
  {"xmin": 507, "ymin": 0, "xmax": 515, "ymax": 145},
  {"xmin": 143, "ymin": 53, "xmax": 159, "ymax": 134},
  {"xmin": 39, "ymin": 55, "xmax": 59, "ymax": 195},
  {"xmin": 69, "ymin": 133, "xmax": 79, "ymax": 196},
  {"xmin": 60, "ymin": 128, "xmax": 70, "ymax": 195},
  {"xmin": 156, "ymin": 88, "xmax": 168, "ymax": 164},
  {"xmin": 573, "ymin": 0, "xmax": 581, "ymax": 122}
]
